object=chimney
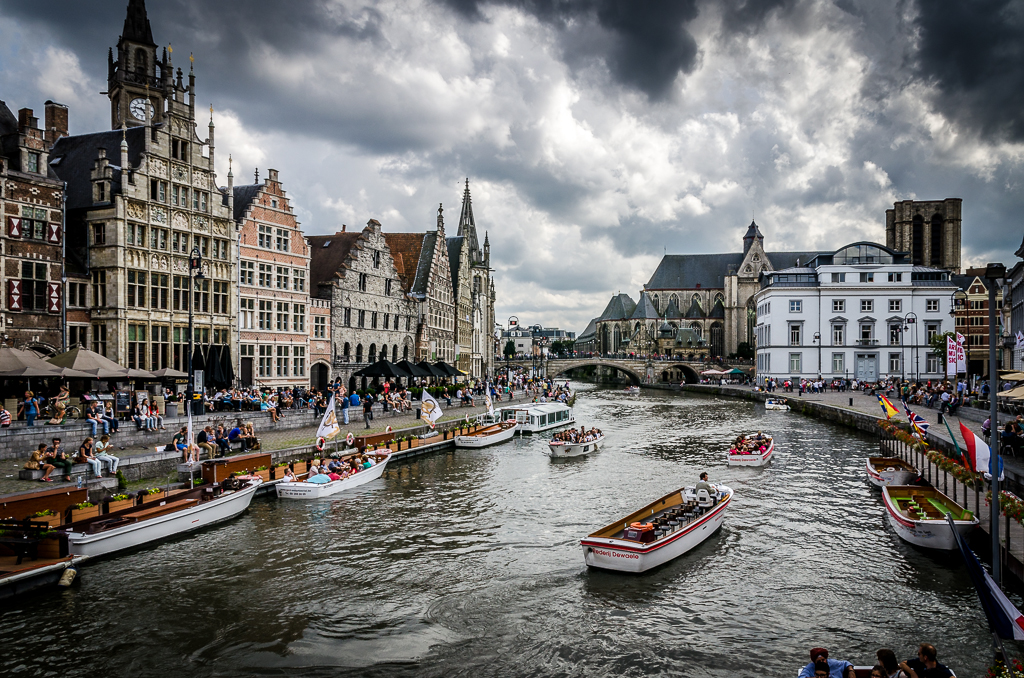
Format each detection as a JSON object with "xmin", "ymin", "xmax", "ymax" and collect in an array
[
  {"xmin": 17, "ymin": 108, "xmax": 37, "ymax": 133},
  {"xmin": 341, "ymin": 224, "xmax": 346, "ymax": 232},
  {"xmin": 44, "ymin": 101, "xmax": 69, "ymax": 146},
  {"xmin": 268, "ymin": 168, "xmax": 278, "ymax": 183}
]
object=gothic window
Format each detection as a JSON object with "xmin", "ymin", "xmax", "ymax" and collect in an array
[
  {"xmin": 135, "ymin": 49, "xmax": 147, "ymax": 76},
  {"xmin": 652, "ymin": 295, "xmax": 660, "ymax": 312},
  {"xmin": 710, "ymin": 322, "xmax": 724, "ymax": 358},
  {"xmin": 746, "ymin": 297, "xmax": 756, "ymax": 346},
  {"xmin": 930, "ymin": 213, "xmax": 943, "ymax": 266},
  {"xmin": 690, "ymin": 322, "xmax": 703, "ymax": 338},
  {"xmin": 355, "ymin": 344, "xmax": 363, "ymax": 362},
  {"xmin": 343, "ymin": 342, "xmax": 351, "ymax": 359},
  {"xmin": 691, "ymin": 293, "xmax": 701, "ymax": 308},
  {"xmin": 912, "ymin": 214, "xmax": 924, "ymax": 265},
  {"xmin": 714, "ymin": 293, "xmax": 724, "ymax": 307},
  {"xmin": 368, "ymin": 344, "xmax": 377, "ymax": 362},
  {"xmin": 670, "ymin": 293, "xmax": 678, "ymax": 309}
]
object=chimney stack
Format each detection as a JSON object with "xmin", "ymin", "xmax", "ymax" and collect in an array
[
  {"xmin": 44, "ymin": 101, "xmax": 69, "ymax": 147},
  {"xmin": 17, "ymin": 108, "xmax": 37, "ymax": 133}
]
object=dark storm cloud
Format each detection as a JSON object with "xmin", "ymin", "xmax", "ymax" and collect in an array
[
  {"xmin": 914, "ymin": 0, "xmax": 1024, "ymax": 141},
  {"xmin": 436, "ymin": 0, "xmax": 701, "ymax": 99}
]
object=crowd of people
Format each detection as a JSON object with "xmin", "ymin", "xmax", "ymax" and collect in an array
[
  {"xmin": 798, "ymin": 644, "xmax": 954, "ymax": 678},
  {"xmin": 23, "ymin": 436, "xmax": 120, "ymax": 483},
  {"xmin": 302, "ymin": 453, "xmax": 386, "ymax": 483},
  {"xmin": 728, "ymin": 431, "xmax": 771, "ymax": 455},
  {"xmin": 552, "ymin": 427, "xmax": 602, "ymax": 444}
]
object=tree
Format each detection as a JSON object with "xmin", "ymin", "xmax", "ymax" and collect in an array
[
  {"xmin": 734, "ymin": 342, "xmax": 755, "ymax": 359},
  {"xmin": 929, "ymin": 331, "xmax": 957, "ymax": 358},
  {"xmin": 503, "ymin": 340, "xmax": 516, "ymax": 358}
]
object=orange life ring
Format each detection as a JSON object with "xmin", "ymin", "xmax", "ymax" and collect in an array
[
  {"xmin": 629, "ymin": 522, "xmax": 654, "ymax": 531},
  {"xmin": 316, "ymin": 437, "xmax": 326, "ymax": 451}
]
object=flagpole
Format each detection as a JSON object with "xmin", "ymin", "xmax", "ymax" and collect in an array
[{"xmin": 985, "ymin": 264, "xmax": 1004, "ymax": 586}]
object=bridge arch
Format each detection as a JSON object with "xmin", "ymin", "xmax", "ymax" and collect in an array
[
  {"xmin": 547, "ymin": 359, "xmax": 643, "ymax": 385},
  {"xmin": 657, "ymin": 363, "xmax": 700, "ymax": 384}
]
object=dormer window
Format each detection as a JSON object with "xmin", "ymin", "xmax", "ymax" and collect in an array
[{"xmin": 26, "ymin": 152, "xmax": 39, "ymax": 173}]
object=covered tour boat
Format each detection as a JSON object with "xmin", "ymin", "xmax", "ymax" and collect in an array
[
  {"xmin": 498, "ymin": 402, "xmax": 575, "ymax": 434},
  {"xmin": 455, "ymin": 421, "xmax": 518, "ymax": 448},
  {"xmin": 581, "ymin": 484, "xmax": 733, "ymax": 573},
  {"xmin": 276, "ymin": 453, "xmax": 391, "ymax": 499},
  {"xmin": 625, "ymin": 386, "xmax": 641, "ymax": 395},
  {"xmin": 882, "ymin": 485, "xmax": 977, "ymax": 550},
  {"xmin": 726, "ymin": 435, "xmax": 774, "ymax": 467},
  {"xmin": 865, "ymin": 457, "xmax": 918, "ymax": 488},
  {"xmin": 547, "ymin": 433, "xmax": 604, "ymax": 458},
  {"xmin": 764, "ymin": 397, "xmax": 789, "ymax": 410},
  {"xmin": 64, "ymin": 478, "xmax": 262, "ymax": 558}
]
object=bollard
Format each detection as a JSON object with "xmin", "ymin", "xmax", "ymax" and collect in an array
[
  {"xmin": 937, "ymin": 412, "xmax": 944, "ymax": 424},
  {"xmin": 849, "ymin": 398, "xmax": 853, "ymax": 406}
]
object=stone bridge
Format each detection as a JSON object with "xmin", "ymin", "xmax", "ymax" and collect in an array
[{"xmin": 501, "ymin": 358, "xmax": 705, "ymax": 384}]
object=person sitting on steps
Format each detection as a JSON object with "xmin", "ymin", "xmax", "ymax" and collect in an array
[{"xmin": 25, "ymin": 443, "xmax": 55, "ymax": 482}]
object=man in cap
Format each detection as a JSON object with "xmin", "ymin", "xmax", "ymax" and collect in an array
[{"xmin": 798, "ymin": 648, "xmax": 855, "ymax": 678}]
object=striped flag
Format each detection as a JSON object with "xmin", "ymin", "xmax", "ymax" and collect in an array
[
  {"xmin": 878, "ymin": 394, "xmax": 899, "ymax": 419},
  {"xmin": 902, "ymin": 401, "xmax": 930, "ymax": 438},
  {"xmin": 960, "ymin": 420, "xmax": 990, "ymax": 474}
]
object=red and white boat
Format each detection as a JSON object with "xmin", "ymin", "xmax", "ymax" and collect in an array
[
  {"xmin": 726, "ymin": 435, "xmax": 773, "ymax": 467},
  {"xmin": 865, "ymin": 457, "xmax": 918, "ymax": 488},
  {"xmin": 882, "ymin": 485, "xmax": 977, "ymax": 550},
  {"xmin": 276, "ymin": 453, "xmax": 390, "ymax": 499},
  {"xmin": 581, "ymin": 484, "xmax": 733, "ymax": 573}
]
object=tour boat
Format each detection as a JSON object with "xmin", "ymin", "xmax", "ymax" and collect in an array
[
  {"xmin": 865, "ymin": 457, "xmax": 919, "ymax": 488},
  {"xmin": 63, "ymin": 479, "xmax": 262, "ymax": 558},
  {"xmin": 726, "ymin": 436, "xmax": 774, "ymax": 467},
  {"xmin": 882, "ymin": 485, "xmax": 978, "ymax": 550},
  {"xmin": 764, "ymin": 398, "xmax": 789, "ymax": 410},
  {"xmin": 581, "ymin": 484, "xmax": 733, "ymax": 573},
  {"xmin": 455, "ymin": 421, "xmax": 518, "ymax": 448},
  {"xmin": 547, "ymin": 434, "xmax": 604, "ymax": 458},
  {"xmin": 276, "ymin": 453, "xmax": 391, "ymax": 499},
  {"xmin": 625, "ymin": 386, "xmax": 641, "ymax": 395},
  {"xmin": 498, "ymin": 402, "xmax": 575, "ymax": 434}
]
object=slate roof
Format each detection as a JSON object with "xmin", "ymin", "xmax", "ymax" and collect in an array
[
  {"xmin": 662, "ymin": 297, "xmax": 682, "ymax": 319},
  {"xmin": 675, "ymin": 327, "xmax": 702, "ymax": 347},
  {"xmin": 122, "ymin": 0, "xmax": 156, "ymax": 45},
  {"xmin": 384, "ymin": 233, "xmax": 426, "ymax": 294},
  {"xmin": 0, "ymin": 101, "xmax": 18, "ymax": 136},
  {"xmin": 307, "ymin": 231, "xmax": 361, "ymax": 288},
  {"xmin": 708, "ymin": 298, "xmax": 725, "ymax": 318},
  {"xmin": 446, "ymin": 235, "xmax": 463, "ymax": 297},
  {"xmin": 50, "ymin": 127, "xmax": 147, "ymax": 208},
  {"xmin": 645, "ymin": 251, "xmax": 825, "ymax": 289},
  {"xmin": 630, "ymin": 291, "xmax": 660, "ymax": 320},
  {"xmin": 577, "ymin": 318, "xmax": 598, "ymax": 340},
  {"xmin": 684, "ymin": 297, "xmax": 704, "ymax": 319},
  {"xmin": 951, "ymin": 274, "xmax": 975, "ymax": 292},
  {"xmin": 597, "ymin": 293, "xmax": 636, "ymax": 321},
  {"xmin": 232, "ymin": 184, "xmax": 262, "ymax": 221},
  {"xmin": 743, "ymin": 219, "xmax": 763, "ymax": 241},
  {"xmin": 411, "ymin": 232, "xmax": 438, "ymax": 296}
]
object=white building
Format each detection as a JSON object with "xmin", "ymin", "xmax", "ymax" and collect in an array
[{"xmin": 754, "ymin": 242, "xmax": 957, "ymax": 383}]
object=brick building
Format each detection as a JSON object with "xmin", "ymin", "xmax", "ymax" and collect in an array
[
  {"xmin": 0, "ymin": 100, "xmax": 68, "ymax": 353},
  {"xmin": 953, "ymin": 267, "xmax": 1005, "ymax": 378}
]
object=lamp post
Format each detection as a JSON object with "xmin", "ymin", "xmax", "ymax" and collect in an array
[
  {"xmin": 813, "ymin": 332, "xmax": 821, "ymax": 378},
  {"xmin": 506, "ymin": 315, "xmax": 518, "ymax": 377},
  {"xmin": 187, "ymin": 248, "xmax": 204, "ymax": 416},
  {"xmin": 904, "ymin": 311, "xmax": 918, "ymax": 382},
  {"xmin": 986, "ymin": 262, "xmax": 1006, "ymax": 585}
]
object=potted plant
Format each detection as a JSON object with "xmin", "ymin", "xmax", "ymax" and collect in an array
[
  {"xmin": 142, "ymin": 487, "xmax": 166, "ymax": 504},
  {"xmin": 293, "ymin": 459, "xmax": 308, "ymax": 475},
  {"xmin": 35, "ymin": 531, "xmax": 65, "ymax": 559},
  {"xmin": 70, "ymin": 501, "xmax": 99, "ymax": 522},
  {"xmin": 106, "ymin": 493, "xmax": 134, "ymax": 513},
  {"xmin": 29, "ymin": 509, "xmax": 61, "ymax": 528},
  {"xmin": 271, "ymin": 461, "xmax": 289, "ymax": 480},
  {"xmin": 254, "ymin": 465, "xmax": 271, "ymax": 482}
]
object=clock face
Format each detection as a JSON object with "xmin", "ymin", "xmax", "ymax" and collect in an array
[{"xmin": 129, "ymin": 98, "xmax": 151, "ymax": 121}]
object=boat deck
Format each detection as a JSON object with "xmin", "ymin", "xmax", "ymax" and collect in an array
[
  {"xmin": 0, "ymin": 555, "xmax": 72, "ymax": 577},
  {"xmin": 590, "ymin": 489, "xmax": 713, "ymax": 541}
]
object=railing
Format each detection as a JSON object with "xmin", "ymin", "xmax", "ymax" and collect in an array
[{"xmin": 855, "ymin": 339, "xmax": 879, "ymax": 346}]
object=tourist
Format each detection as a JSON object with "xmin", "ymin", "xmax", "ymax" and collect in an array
[
  {"xmin": 0, "ymin": 405, "xmax": 10, "ymax": 428},
  {"xmin": 45, "ymin": 438, "xmax": 74, "ymax": 482},
  {"xmin": 875, "ymin": 649, "xmax": 900, "ymax": 677},
  {"xmin": 308, "ymin": 460, "xmax": 322, "ymax": 477},
  {"xmin": 102, "ymin": 403, "xmax": 120, "ymax": 433},
  {"xmin": 228, "ymin": 422, "xmax": 244, "ymax": 448},
  {"xmin": 94, "ymin": 434, "xmax": 120, "ymax": 476},
  {"xmin": 170, "ymin": 427, "xmax": 189, "ymax": 456},
  {"xmin": 340, "ymin": 387, "xmax": 350, "ymax": 425},
  {"xmin": 327, "ymin": 457, "xmax": 345, "ymax": 474},
  {"xmin": 281, "ymin": 467, "xmax": 296, "ymax": 483},
  {"xmin": 132, "ymin": 401, "xmax": 147, "ymax": 430},
  {"xmin": 797, "ymin": 648, "xmax": 854, "ymax": 678},
  {"xmin": 244, "ymin": 423, "xmax": 260, "ymax": 450},
  {"xmin": 197, "ymin": 426, "xmax": 215, "ymax": 459},
  {"xmin": 897, "ymin": 643, "xmax": 953, "ymax": 678},
  {"xmin": 363, "ymin": 394, "xmax": 374, "ymax": 429},
  {"xmin": 47, "ymin": 385, "xmax": 70, "ymax": 425},
  {"xmin": 19, "ymin": 391, "xmax": 40, "ymax": 427},
  {"xmin": 214, "ymin": 425, "xmax": 230, "ymax": 456},
  {"xmin": 85, "ymin": 401, "xmax": 109, "ymax": 437},
  {"xmin": 77, "ymin": 437, "xmax": 103, "ymax": 477},
  {"xmin": 149, "ymin": 400, "xmax": 166, "ymax": 430},
  {"xmin": 694, "ymin": 471, "xmax": 715, "ymax": 496},
  {"xmin": 25, "ymin": 443, "xmax": 55, "ymax": 482}
]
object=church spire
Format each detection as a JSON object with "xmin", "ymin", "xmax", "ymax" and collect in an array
[
  {"xmin": 742, "ymin": 219, "xmax": 764, "ymax": 255},
  {"xmin": 458, "ymin": 177, "xmax": 482, "ymax": 263},
  {"xmin": 121, "ymin": 0, "xmax": 155, "ymax": 46}
]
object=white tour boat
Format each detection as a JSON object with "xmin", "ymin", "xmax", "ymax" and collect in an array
[
  {"xmin": 547, "ymin": 433, "xmax": 604, "ymax": 458},
  {"xmin": 625, "ymin": 386, "xmax": 641, "ymax": 395},
  {"xmin": 276, "ymin": 453, "xmax": 391, "ymax": 499},
  {"xmin": 64, "ymin": 479, "xmax": 262, "ymax": 558},
  {"xmin": 498, "ymin": 402, "xmax": 575, "ymax": 434},
  {"xmin": 882, "ymin": 485, "xmax": 977, "ymax": 550},
  {"xmin": 764, "ymin": 397, "xmax": 789, "ymax": 410},
  {"xmin": 455, "ymin": 421, "xmax": 518, "ymax": 448},
  {"xmin": 581, "ymin": 484, "xmax": 733, "ymax": 573},
  {"xmin": 866, "ymin": 457, "xmax": 919, "ymax": 488},
  {"xmin": 726, "ymin": 435, "xmax": 774, "ymax": 467}
]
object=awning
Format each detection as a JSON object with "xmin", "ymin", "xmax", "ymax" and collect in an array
[
  {"xmin": 352, "ymin": 360, "xmax": 413, "ymax": 378},
  {"xmin": 0, "ymin": 346, "xmax": 92, "ymax": 378},
  {"xmin": 396, "ymin": 360, "xmax": 433, "ymax": 378}
]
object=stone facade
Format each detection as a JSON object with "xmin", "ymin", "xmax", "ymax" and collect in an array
[
  {"xmin": 450, "ymin": 180, "xmax": 495, "ymax": 378},
  {"xmin": 51, "ymin": 3, "xmax": 236, "ymax": 381},
  {"xmin": 885, "ymin": 198, "xmax": 962, "ymax": 273},
  {"xmin": 0, "ymin": 101, "xmax": 67, "ymax": 353},
  {"xmin": 235, "ymin": 168, "xmax": 315, "ymax": 389}
]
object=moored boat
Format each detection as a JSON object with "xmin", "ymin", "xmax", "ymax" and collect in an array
[
  {"xmin": 764, "ymin": 397, "xmax": 789, "ymax": 410},
  {"xmin": 581, "ymin": 484, "xmax": 733, "ymax": 573},
  {"xmin": 497, "ymin": 402, "xmax": 575, "ymax": 434},
  {"xmin": 63, "ymin": 479, "xmax": 262, "ymax": 557},
  {"xmin": 866, "ymin": 457, "xmax": 918, "ymax": 487},
  {"xmin": 882, "ymin": 485, "xmax": 977, "ymax": 550},
  {"xmin": 625, "ymin": 386, "xmax": 640, "ymax": 395},
  {"xmin": 276, "ymin": 453, "xmax": 390, "ymax": 499},
  {"xmin": 726, "ymin": 435, "xmax": 774, "ymax": 467},
  {"xmin": 455, "ymin": 421, "xmax": 518, "ymax": 448},
  {"xmin": 547, "ymin": 434, "xmax": 604, "ymax": 458}
]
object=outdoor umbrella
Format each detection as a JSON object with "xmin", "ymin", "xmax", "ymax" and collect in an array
[
  {"xmin": 418, "ymin": 361, "xmax": 448, "ymax": 378},
  {"xmin": 191, "ymin": 346, "xmax": 207, "ymax": 375},
  {"xmin": 150, "ymin": 367, "xmax": 188, "ymax": 378},
  {"xmin": 997, "ymin": 385, "xmax": 1024, "ymax": 399},
  {"xmin": 353, "ymin": 360, "xmax": 412, "ymax": 378},
  {"xmin": 48, "ymin": 346, "xmax": 153, "ymax": 379},
  {"xmin": 434, "ymin": 361, "xmax": 464, "ymax": 377},
  {"xmin": 0, "ymin": 346, "xmax": 90, "ymax": 378},
  {"xmin": 999, "ymin": 371, "xmax": 1024, "ymax": 382},
  {"xmin": 219, "ymin": 345, "xmax": 234, "ymax": 385},
  {"xmin": 397, "ymin": 360, "xmax": 433, "ymax": 378}
]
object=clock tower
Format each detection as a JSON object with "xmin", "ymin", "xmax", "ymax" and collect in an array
[{"xmin": 108, "ymin": 0, "xmax": 165, "ymax": 129}]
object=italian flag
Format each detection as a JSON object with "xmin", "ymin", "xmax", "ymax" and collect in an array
[{"xmin": 960, "ymin": 421, "xmax": 990, "ymax": 474}]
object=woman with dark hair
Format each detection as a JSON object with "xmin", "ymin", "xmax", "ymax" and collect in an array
[{"xmin": 875, "ymin": 649, "xmax": 900, "ymax": 677}]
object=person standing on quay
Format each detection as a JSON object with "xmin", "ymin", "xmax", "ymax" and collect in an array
[{"xmin": 363, "ymin": 393, "xmax": 374, "ymax": 429}]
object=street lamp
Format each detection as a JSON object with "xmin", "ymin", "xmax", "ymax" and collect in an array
[
  {"xmin": 506, "ymin": 315, "xmax": 518, "ymax": 378},
  {"xmin": 904, "ymin": 311, "xmax": 918, "ymax": 382},
  {"xmin": 985, "ymin": 261, "xmax": 1006, "ymax": 585},
  {"xmin": 813, "ymin": 332, "xmax": 821, "ymax": 378},
  {"xmin": 187, "ymin": 248, "xmax": 204, "ymax": 416}
]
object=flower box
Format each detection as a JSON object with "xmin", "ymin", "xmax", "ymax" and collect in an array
[
  {"xmin": 36, "ymin": 537, "xmax": 64, "ymax": 559},
  {"xmin": 142, "ymin": 491, "xmax": 167, "ymax": 504},
  {"xmin": 70, "ymin": 505, "xmax": 100, "ymax": 522},
  {"xmin": 254, "ymin": 469, "xmax": 271, "ymax": 482},
  {"xmin": 29, "ymin": 514, "xmax": 61, "ymax": 529},
  {"xmin": 293, "ymin": 461, "xmax": 308, "ymax": 475},
  {"xmin": 106, "ymin": 498, "xmax": 135, "ymax": 513}
]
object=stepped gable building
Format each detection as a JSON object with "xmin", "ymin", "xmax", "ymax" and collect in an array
[
  {"xmin": 885, "ymin": 198, "xmax": 962, "ymax": 273},
  {"xmin": 0, "ymin": 100, "xmax": 68, "ymax": 354},
  {"xmin": 447, "ymin": 179, "xmax": 494, "ymax": 378},
  {"xmin": 50, "ymin": 0, "xmax": 236, "ymax": 378},
  {"xmin": 643, "ymin": 220, "xmax": 820, "ymax": 358},
  {"xmin": 234, "ymin": 168, "xmax": 321, "ymax": 389},
  {"xmin": 309, "ymin": 221, "xmax": 418, "ymax": 393}
]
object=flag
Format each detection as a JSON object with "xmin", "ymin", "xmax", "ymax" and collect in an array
[
  {"xmin": 955, "ymin": 334, "xmax": 967, "ymax": 374},
  {"xmin": 317, "ymin": 395, "xmax": 340, "ymax": 439},
  {"xmin": 942, "ymin": 416, "xmax": 964, "ymax": 463},
  {"xmin": 949, "ymin": 515, "xmax": 1024, "ymax": 640},
  {"xmin": 946, "ymin": 336, "xmax": 957, "ymax": 377},
  {"xmin": 420, "ymin": 390, "xmax": 443, "ymax": 429},
  {"xmin": 903, "ymin": 401, "xmax": 930, "ymax": 437},
  {"xmin": 956, "ymin": 332, "xmax": 966, "ymax": 345},
  {"xmin": 484, "ymin": 383, "xmax": 494, "ymax": 416},
  {"xmin": 186, "ymin": 407, "xmax": 195, "ymax": 463},
  {"xmin": 960, "ymin": 420, "xmax": 990, "ymax": 474},
  {"xmin": 878, "ymin": 394, "xmax": 899, "ymax": 419},
  {"xmin": 1016, "ymin": 330, "xmax": 1024, "ymax": 349}
]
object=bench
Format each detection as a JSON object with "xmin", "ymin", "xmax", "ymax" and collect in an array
[
  {"xmin": 0, "ymin": 536, "xmax": 39, "ymax": 564},
  {"xmin": 127, "ymin": 498, "xmax": 200, "ymax": 521},
  {"xmin": 19, "ymin": 463, "xmax": 93, "ymax": 481}
]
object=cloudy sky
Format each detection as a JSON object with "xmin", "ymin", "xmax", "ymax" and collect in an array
[{"xmin": 2, "ymin": 0, "xmax": 1022, "ymax": 332}]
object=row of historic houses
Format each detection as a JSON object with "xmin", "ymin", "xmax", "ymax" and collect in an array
[{"xmin": 0, "ymin": 0, "xmax": 496, "ymax": 391}]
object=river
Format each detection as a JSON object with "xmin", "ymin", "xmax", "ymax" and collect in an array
[{"xmin": 0, "ymin": 384, "xmax": 994, "ymax": 676}]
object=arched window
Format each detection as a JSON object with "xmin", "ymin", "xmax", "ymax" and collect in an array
[
  {"xmin": 135, "ymin": 49, "xmax": 147, "ymax": 76},
  {"xmin": 403, "ymin": 345, "xmax": 409, "ymax": 360},
  {"xmin": 710, "ymin": 322, "xmax": 724, "ymax": 358},
  {"xmin": 746, "ymin": 297, "xmax": 756, "ymax": 346},
  {"xmin": 670, "ymin": 293, "xmax": 678, "ymax": 309},
  {"xmin": 355, "ymin": 344, "xmax": 363, "ymax": 363},
  {"xmin": 714, "ymin": 293, "xmax": 724, "ymax": 307},
  {"xmin": 392, "ymin": 344, "xmax": 398, "ymax": 362},
  {"xmin": 343, "ymin": 342, "xmax": 351, "ymax": 360},
  {"xmin": 652, "ymin": 295, "xmax": 660, "ymax": 312},
  {"xmin": 368, "ymin": 343, "xmax": 377, "ymax": 362},
  {"xmin": 612, "ymin": 326, "xmax": 621, "ymax": 352},
  {"xmin": 930, "ymin": 213, "xmax": 943, "ymax": 266},
  {"xmin": 690, "ymin": 322, "xmax": 703, "ymax": 338},
  {"xmin": 912, "ymin": 214, "xmax": 924, "ymax": 265}
]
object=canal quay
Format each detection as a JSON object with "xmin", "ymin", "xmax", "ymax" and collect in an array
[{"xmin": 0, "ymin": 383, "xmax": 994, "ymax": 677}]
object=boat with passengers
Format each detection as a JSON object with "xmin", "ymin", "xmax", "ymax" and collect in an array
[
  {"xmin": 881, "ymin": 485, "xmax": 977, "ymax": 550},
  {"xmin": 497, "ymin": 402, "xmax": 575, "ymax": 434},
  {"xmin": 547, "ymin": 427, "xmax": 604, "ymax": 458},
  {"xmin": 581, "ymin": 483, "xmax": 733, "ymax": 572},
  {"xmin": 764, "ymin": 397, "xmax": 789, "ymax": 410},
  {"xmin": 726, "ymin": 432, "xmax": 774, "ymax": 467},
  {"xmin": 277, "ymin": 452, "xmax": 390, "ymax": 499}
]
